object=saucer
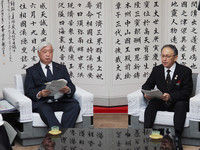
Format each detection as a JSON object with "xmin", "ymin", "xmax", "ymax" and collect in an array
[
  {"xmin": 149, "ymin": 134, "xmax": 163, "ymax": 140},
  {"xmin": 48, "ymin": 130, "xmax": 62, "ymax": 135}
]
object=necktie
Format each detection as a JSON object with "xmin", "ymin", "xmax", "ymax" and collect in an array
[
  {"xmin": 166, "ymin": 69, "xmax": 171, "ymax": 89},
  {"xmin": 46, "ymin": 65, "xmax": 53, "ymax": 80}
]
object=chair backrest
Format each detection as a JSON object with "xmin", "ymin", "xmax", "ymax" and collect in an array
[
  {"xmin": 15, "ymin": 74, "xmax": 26, "ymax": 94},
  {"xmin": 191, "ymin": 73, "xmax": 200, "ymax": 97}
]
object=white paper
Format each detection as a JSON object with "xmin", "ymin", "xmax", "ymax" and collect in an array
[
  {"xmin": 141, "ymin": 89, "xmax": 163, "ymax": 98},
  {"xmin": 45, "ymin": 79, "xmax": 68, "ymax": 99}
]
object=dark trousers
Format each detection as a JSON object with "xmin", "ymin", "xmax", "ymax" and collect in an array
[
  {"xmin": 144, "ymin": 99, "xmax": 189, "ymax": 136},
  {"xmin": 34, "ymin": 99, "xmax": 80, "ymax": 128},
  {"xmin": 0, "ymin": 125, "xmax": 12, "ymax": 150}
]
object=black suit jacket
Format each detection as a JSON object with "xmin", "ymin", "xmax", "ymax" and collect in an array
[
  {"xmin": 24, "ymin": 61, "xmax": 76, "ymax": 109},
  {"xmin": 142, "ymin": 62, "xmax": 193, "ymax": 104}
]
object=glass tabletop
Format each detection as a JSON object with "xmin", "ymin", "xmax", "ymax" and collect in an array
[{"xmin": 39, "ymin": 128, "xmax": 174, "ymax": 150}]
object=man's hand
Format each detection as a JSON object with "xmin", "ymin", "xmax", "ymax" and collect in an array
[
  {"xmin": 144, "ymin": 93, "xmax": 170, "ymax": 102},
  {"xmin": 38, "ymin": 89, "xmax": 51, "ymax": 97},
  {"xmin": 59, "ymin": 86, "xmax": 70, "ymax": 94},
  {"xmin": 144, "ymin": 94, "xmax": 152, "ymax": 100},
  {"xmin": 161, "ymin": 93, "xmax": 171, "ymax": 102}
]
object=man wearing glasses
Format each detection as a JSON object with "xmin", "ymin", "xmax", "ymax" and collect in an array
[{"xmin": 142, "ymin": 44, "xmax": 193, "ymax": 150}]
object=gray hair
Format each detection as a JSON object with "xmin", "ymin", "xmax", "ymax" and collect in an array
[{"xmin": 38, "ymin": 41, "xmax": 52, "ymax": 52}]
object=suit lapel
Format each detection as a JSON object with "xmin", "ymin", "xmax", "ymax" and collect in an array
[
  {"xmin": 36, "ymin": 62, "xmax": 60, "ymax": 81},
  {"xmin": 160, "ymin": 66, "xmax": 167, "ymax": 87},
  {"xmin": 168, "ymin": 63, "xmax": 180, "ymax": 90},
  {"xmin": 35, "ymin": 62, "xmax": 49, "ymax": 82},
  {"xmin": 52, "ymin": 62, "xmax": 60, "ymax": 80}
]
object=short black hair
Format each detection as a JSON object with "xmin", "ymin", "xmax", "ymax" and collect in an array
[{"xmin": 161, "ymin": 44, "xmax": 178, "ymax": 56}]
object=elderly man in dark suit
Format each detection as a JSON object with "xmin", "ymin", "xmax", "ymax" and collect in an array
[
  {"xmin": 142, "ymin": 44, "xmax": 193, "ymax": 150},
  {"xmin": 24, "ymin": 41, "xmax": 80, "ymax": 128}
]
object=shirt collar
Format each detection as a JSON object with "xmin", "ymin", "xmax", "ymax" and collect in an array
[
  {"xmin": 40, "ymin": 61, "xmax": 53, "ymax": 70},
  {"xmin": 164, "ymin": 63, "xmax": 176, "ymax": 74}
]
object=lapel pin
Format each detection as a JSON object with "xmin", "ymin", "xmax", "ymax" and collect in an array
[{"xmin": 174, "ymin": 75, "xmax": 178, "ymax": 80}]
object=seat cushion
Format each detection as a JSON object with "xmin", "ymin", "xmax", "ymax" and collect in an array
[
  {"xmin": 139, "ymin": 109, "xmax": 189, "ymax": 127},
  {"xmin": 32, "ymin": 111, "xmax": 82, "ymax": 127}
]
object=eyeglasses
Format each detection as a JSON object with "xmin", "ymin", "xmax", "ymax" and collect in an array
[{"xmin": 161, "ymin": 55, "xmax": 175, "ymax": 59}]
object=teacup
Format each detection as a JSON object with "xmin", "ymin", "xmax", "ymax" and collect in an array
[{"xmin": 51, "ymin": 126, "xmax": 59, "ymax": 133}]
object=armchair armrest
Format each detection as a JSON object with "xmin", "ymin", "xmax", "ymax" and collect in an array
[
  {"xmin": 3, "ymin": 88, "xmax": 32, "ymax": 123},
  {"xmin": 0, "ymin": 114, "xmax": 3, "ymax": 126},
  {"xmin": 73, "ymin": 86, "xmax": 94, "ymax": 117},
  {"xmin": 127, "ymin": 89, "xmax": 148, "ymax": 116},
  {"xmin": 189, "ymin": 93, "xmax": 200, "ymax": 121}
]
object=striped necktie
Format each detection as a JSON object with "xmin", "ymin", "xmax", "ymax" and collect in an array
[
  {"xmin": 166, "ymin": 69, "xmax": 171, "ymax": 90},
  {"xmin": 46, "ymin": 65, "xmax": 53, "ymax": 80}
]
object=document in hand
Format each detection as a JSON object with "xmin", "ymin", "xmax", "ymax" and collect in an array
[
  {"xmin": 45, "ymin": 79, "xmax": 68, "ymax": 99},
  {"xmin": 141, "ymin": 89, "xmax": 163, "ymax": 98}
]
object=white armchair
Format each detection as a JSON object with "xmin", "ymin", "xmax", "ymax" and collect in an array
[
  {"xmin": 0, "ymin": 114, "xmax": 3, "ymax": 126},
  {"xmin": 3, "ymin": 74, "xmax": 94, "ymax": 146},
  {"xmin": 127, "ymin": 73, "xmax": 200, "ymax": 146}
]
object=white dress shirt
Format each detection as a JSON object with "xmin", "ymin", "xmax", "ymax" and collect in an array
[
  {"xmin": 164, "ymin": 63, "xmax": 176, "ymax": 80},
  {"xmin": 40, "ymin": 62, "xmax": 53, "ymax": 77}
]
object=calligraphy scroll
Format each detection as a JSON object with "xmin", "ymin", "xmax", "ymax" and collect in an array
[
  {"xmin": 55, "ymin": 0, "xmax": 106, "ymax": 85},
  {"xmin": 166, "ymin": 0, "xmax": 200, "ymax": 70},
  {"xmin": 0, "ymin": 0, "xmax": 51, "ymax": 85}
]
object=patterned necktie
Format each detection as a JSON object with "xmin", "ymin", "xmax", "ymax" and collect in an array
[
  {"xmin": 166, "ymin": 69, "xmax": 171, "ymax": 90},
  {"xmin": 46, "ymin": 65, "xmax": 53, "ymax": 80}
]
